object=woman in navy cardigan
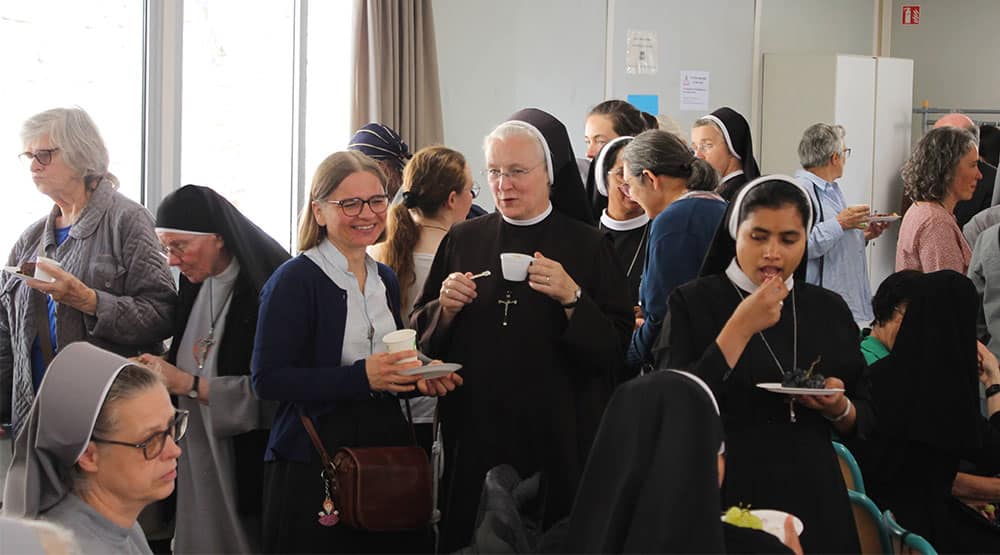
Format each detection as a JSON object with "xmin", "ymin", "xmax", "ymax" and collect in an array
[{"xmin": 251, "ymin": 151, "xmax": 462, "ymax": 553}]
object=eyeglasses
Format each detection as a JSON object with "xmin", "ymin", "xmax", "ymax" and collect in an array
[
  {"xmin": 484, "ymin": 165, "xmax": 542, "ymax": 184},
  {"xmin": 159, "ymin": 240, "xmax": 192, "ymax": 257},
  {"xmin": 319, "ymin": 194, "xmax": 390, "ymax": 216},
  {"xmin": 469, "ymin": 182, "xmax": 481, "ymax": 199},
  {"xmin": 693, "ymin": 142, "xmax": 716, "ymax": 154},
  {"xmin": 18, "ymin": 148, "xmax": 60, "ymax": 166},
  {"xmin": 607, "ymin": 167, "xmax": 626, "ymax": 183},
  {"xmin": 92, "ymin": 410, "xmax": 189, "ymax": 460},
  {"xmin": 840, "ymin": 148, "xmax": 852, "ymax": 160}
]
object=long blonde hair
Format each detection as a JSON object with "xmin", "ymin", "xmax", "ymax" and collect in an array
[{"xmin": 297, "ymin": 151, "xmax": 387, "ymax": 251}]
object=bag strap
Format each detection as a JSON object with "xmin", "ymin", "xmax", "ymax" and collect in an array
[
  {"xmin": 811, "ymin": 182, "xmax": 825, "ymax": 288},
  {"xmin": 299, "ymin": 412, "xmax": 334, "ymax": 471}
]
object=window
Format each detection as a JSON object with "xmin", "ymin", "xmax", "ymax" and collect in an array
[
  {"xmin": 180, "ymin": 0, "xmax": 296, "ymax": 248},
  {"xmin": 0, "ymin": 0, "xmax": 355, "ymax": 254},
  {"xmin": 0, "ymin": 1, "xmax": 142, "ymax": 251}
]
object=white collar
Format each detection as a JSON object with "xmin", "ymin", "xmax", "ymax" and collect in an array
[
  {"xmin": 207, "ymin": 257, "xmax": 241, "ymax": 285},
  {"xmin": 501, "ymin": 203, "xmax": 553, "ymax": 226},
  {"xmin": 725, "ymin": 258, "xmax": 794, "ymax": 293},
  {"xmin": 599, "ymin": 209, "xmax": 649, "ymax": 231},
  {"xmin": 721, "ymin": 169, "xmax": 744, "ymax": 183}
]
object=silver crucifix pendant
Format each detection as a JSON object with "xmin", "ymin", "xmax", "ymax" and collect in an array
[{"xmin": 497, "ymin": 291, "xmax": 518, "ymax": 327}]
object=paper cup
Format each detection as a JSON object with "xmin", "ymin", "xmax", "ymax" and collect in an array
[
  {"xmin": 500, "ymin": 253, "xmax": 533, "ymax": 281},
  {"xmin": 383, "ymin": 329, "xmax": 418, "ymax": 363},
  {"xmin": 34, "ymin": 256, "xmax": 62, "ymax": 283}
]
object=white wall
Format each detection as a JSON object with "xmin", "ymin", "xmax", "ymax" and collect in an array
[
  {"xmin": 758, "ymin": 0, "xmax": 875, "ymax": 57},
  {"xmin": 890, "ymin": 0, "xmax": 1000, "ymax": 138},
  {"xmin": 433, "ymin": 0, "xmax": 607, "ymax": 210},
  {"xmin": 607, "ymin": 0, "xmax": 755, "ymax": 135}
]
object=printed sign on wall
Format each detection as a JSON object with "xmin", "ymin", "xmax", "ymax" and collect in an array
[{"xmin": 902, "ymin": 5, "xmax": 920, "ymax": 25}]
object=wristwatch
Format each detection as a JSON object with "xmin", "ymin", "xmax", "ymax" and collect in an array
[
  {"xmin": 987, "ymin": 383, "xmax": 1000, "ymax": 399},
  {"xmin": 562, "ymin": 287, "xmax": 582, "ymax": 309},
  {"xmin": 187, "ymin": 375, "xmax": 200, "ymax": 400}
]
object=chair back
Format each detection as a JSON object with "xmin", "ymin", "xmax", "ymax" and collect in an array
[
  {"xmin": 833, "ymin": 441, "xmax": 866, "ymax": 494},
  {"xmin": 883, "ymin": 510, "xmax": 938, "ymax": 555},
  {"xmin": 848, "ymin": 490, "xmax": 892, "ymax": 554}
]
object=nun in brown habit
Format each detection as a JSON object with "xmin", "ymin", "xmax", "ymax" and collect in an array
[{"xmin": 2, "ymin": 342, "xmax": 185, "ymax": 554}]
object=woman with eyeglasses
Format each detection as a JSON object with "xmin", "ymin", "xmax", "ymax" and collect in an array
[
  {"xmin": 3, "ymin": 342, "xmax": 184, "ymax": 555},
  {"xmin": 691, "ymin": 107, "xmax": 761, "ymax": 202},
  {"xmin": 622, "ymin": 129, "xmax": 725, "ymax": 373},
  {"xmin": 411, "ymin": 108, "xmax": 633, "ymax": 551},
  {"xmin": 0, "ymin": 107, "xmax": 175, "ymax": 443},
  {"xmin": 251, "ymin": 150, "xmax": 462, "ymax": 553}
]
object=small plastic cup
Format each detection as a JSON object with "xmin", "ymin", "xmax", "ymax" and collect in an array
[{"xmin": 383, "ymin": 329, "xmax": 418, "ymax": 363}]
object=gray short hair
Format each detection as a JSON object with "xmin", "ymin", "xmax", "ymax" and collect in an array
[
  {"xmin": 20, "ymin": 107, "xmax": 118, "ymax": 189},
  {"xmin": 798, "ymin": 123, "xmax": 845, "ymax": 169},
  {"xmin": 901, "ymin": 126, "xmax": 978, "ymax": 203},
  {"xmin": 622, "ymin": 129, "xmax": 718, "ymax": 192}
]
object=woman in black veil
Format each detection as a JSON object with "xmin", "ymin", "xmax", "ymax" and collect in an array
[{"xmin": 652, "ymin": 175, "xmax": 872, "ymax": 552}]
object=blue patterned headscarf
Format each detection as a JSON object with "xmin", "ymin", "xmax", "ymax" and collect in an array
[{"xmin": 347, "ymin": 123, "xmax": 412, "ymax": 174}]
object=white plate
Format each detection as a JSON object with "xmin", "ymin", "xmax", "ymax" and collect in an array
[
  {"xmin": 867, "ymin": 214, "xmax": 901, "ymax": 223},
  {"xmin": 721, "ymin": 509, "xmax": 804, "ymax": 539},
  {"xmin": 2, "ymin": 266, "xmax": 53, "ymax": 283},
  {"xmin": 757, "ymin": 382, "xmax": 844, "ymax": 396},
  {"xmin": 754, "ymin": 509, "xmax": 804, "ymax": 539},
  {"xmin": 401, "ymin": 362, "xmax": 462, "ymax": 380}
]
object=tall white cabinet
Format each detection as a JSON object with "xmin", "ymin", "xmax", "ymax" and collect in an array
[{"xmin": 760, "ymin": 53, "xmax": 914, "ymax": 296}]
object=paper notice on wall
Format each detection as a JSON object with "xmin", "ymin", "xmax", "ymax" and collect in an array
[
  {"xmin": 679, "ymin": 70, "xmax": 710, "ymax": 111},
  {"xmin": 625, "ymin": 30, "xmax": 657, "ymax": 75}
]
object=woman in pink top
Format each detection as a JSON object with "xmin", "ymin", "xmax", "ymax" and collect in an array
[{"xmin": 896, "ymin": 127, "xmax": 983, "ymax": 273}]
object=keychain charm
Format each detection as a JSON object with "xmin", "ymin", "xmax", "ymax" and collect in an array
[{"xmin": 317, "ymin": 472, "xmax": 340, "ymax": 526}]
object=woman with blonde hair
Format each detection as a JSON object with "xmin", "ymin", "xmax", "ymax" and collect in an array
[{"xmin": 251, "ymin": 150, "xmax": 461, "ymax": 553}]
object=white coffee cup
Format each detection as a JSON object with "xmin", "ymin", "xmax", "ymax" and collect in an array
[
  {"xmin": 500, "ymin": 253, "xmax": 533, "ymax": 281},
  {"xmin": 34, "ymin": 256, "xmax": 62, "ymax": 283},
  {"xmin": 383, "ymin": 329, "xmax": 418, "ymax": 363}
]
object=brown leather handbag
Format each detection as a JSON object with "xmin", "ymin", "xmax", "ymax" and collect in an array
[{"xmin": 300, "ymin": 401, "xmax": 432, "ymax": 532}]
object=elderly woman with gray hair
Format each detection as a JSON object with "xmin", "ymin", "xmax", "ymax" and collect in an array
[
  {"xmin": 0, "ymin": 107, "xmax": 175, "ymax": 440},
  {"xmin": 897, "ymin": 126, "xmax": 983, "ymax": 273},
  {"xmin": 622, "ymin": 129, "xmax": 725, "ymax": 372},
  {"xmin": 796, "ymin": 123, "xmax": 888, "ymax": 325}
]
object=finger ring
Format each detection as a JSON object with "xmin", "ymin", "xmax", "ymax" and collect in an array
[
  {"xmin": 546, "ymin": 276, "xmax": 551, "ymax": 283},
  {"xmin": 779, "ymin": 300, "xmax": 784, "ymax": 307},
  {"xmin": 445, "ymin": 288, "xmax": 451, "ymax": 297}
]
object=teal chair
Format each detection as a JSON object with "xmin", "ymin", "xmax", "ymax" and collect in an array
[
  {"xmin": 833, "ymin": 441, "xmax": 866, "ymax": 494},
  {"xmin": 883, "ymin": 510, "xmax": 938, "ymax": 555},
  {"xmin": 848, "ymin": 490, "xmax": 892, "ymax": 554}
]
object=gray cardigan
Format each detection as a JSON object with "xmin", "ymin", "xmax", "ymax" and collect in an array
[{"xmin": 0, "ymin": 180, "xmax": 176, "ymax": 433}]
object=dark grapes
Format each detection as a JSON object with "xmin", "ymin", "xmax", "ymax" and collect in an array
[{"xmin": 782, "ymin": 356, "xmax": 825, "ymax": 389}]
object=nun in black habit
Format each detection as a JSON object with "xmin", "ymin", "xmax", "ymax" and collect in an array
[
  {"xmin": 653, "ymin": 176, "xmax": 872, "ymax": 553},
  {"xmin": 856, "ymin": 270, "xmax": 1000, "ymax": 552},
  {"xmin": 565, "ymin": 369, "xmax": 798, "ymax": 553},
  {"xmin": 694, "ymin": 107, "xmax": 760, "ymax": 202},
  {"xmin": 137, "ymin": 185, "xmax": 289, "ymax": 553},
  {"xmin": 411, "ymin": 108, "xmax": 632, "ymax": 551}
]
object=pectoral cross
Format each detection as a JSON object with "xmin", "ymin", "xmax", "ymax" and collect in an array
[
  {"xmin": 194, "ymin": 334, "xmax": 215, "ymax": 371},
  {"xmin": 497, "ymin": 292, "xmax": 518, "ymax": 327}
]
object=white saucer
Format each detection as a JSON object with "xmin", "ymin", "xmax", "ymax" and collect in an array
[
  {"xmin": 401, "ymin": 363, "xmax": 462, "ymax": 380},
  {"xmin": 757, "ymin": 382, "xmax": 844, "ymax": 396}
]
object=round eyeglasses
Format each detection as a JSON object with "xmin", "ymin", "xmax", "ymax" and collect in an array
[
  {"xmin": 92, "ymin": 409, "xmax": 189, "ymax": 460},
  {"xmin": 319, "ymin": 194, "xmax": 390, "ymax": 216}
]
